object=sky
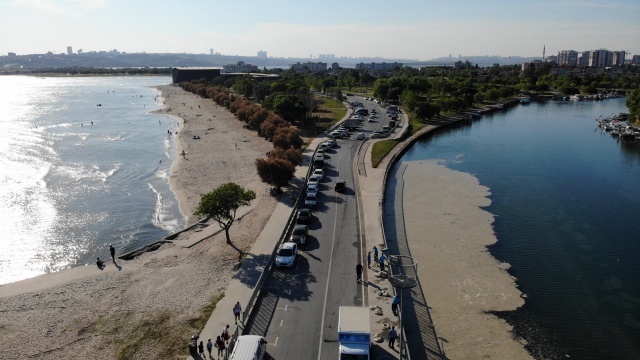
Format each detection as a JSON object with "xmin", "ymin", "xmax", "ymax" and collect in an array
[{"xmin": 2, "ymin": 0, "xmax": 639, "ymax": 60}]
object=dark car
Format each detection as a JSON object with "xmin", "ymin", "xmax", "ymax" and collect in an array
[
  {"xmin": 335, "ymin": 180, "xmax": 346, "ymax": 192},
  {"xmin": 296, "ymin": 208, "xmax": 313, "ymax": 224},
  {"xmin": 290, "ymin": 224, "xmax": 309, "ymax": 245}
]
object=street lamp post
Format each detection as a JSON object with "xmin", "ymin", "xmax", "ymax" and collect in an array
[{"xmin": 387, "ymin": 255, "xmax": 418, "ymax": 360}]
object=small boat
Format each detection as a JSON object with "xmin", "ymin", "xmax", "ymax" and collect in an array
[{"xmin": 520, "ymin": 98, "xmax": 531, "ymax": 104}]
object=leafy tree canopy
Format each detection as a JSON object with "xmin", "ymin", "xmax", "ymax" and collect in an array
[{"xmin": 194, "ymin": 183, "xmax": 256, "ymax": 243}]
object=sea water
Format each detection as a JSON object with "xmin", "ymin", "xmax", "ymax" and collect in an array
[
  {"xmin": 397, "ymin": 98, "xmax": 640, "ymax": 359},
  {"xmin": 0, "ymin": 75, "xmax": 185, "ymax": 285}
]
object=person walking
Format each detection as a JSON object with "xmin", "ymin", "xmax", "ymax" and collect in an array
[
  {"xmin": 233, "ymin": 302, "xmax": 242, "ymax": 324},
  {"xmin": 198, "ymin": 340, "xmax": 205, "ymax": 359},
  {"xmin": 356, "ymin": 262, "xmax": 363, "ymax": 282},
  {"xmin": 379, "ymin": 253, "xmax": 387, "ymax": 272},
  {"xmin": 388, "ymin": 326, "xmax": 398, "ymax": 348},
  {"xmin": 109, "ymin": 244, "xmax": 116, "ymax": 262},
  {"xmin": 373, "ymin": 246, "xmax": 379, "ymax": 261},
  {"xmin": 391, "ymin": 295, "xmax": 399, "ymax": 316},
  {"xmin": 206, "ymin": 338, "xmax": 213, "ymax": 359},
  {"xmin": 222, "ymin": 324, "xmax": 230, "ymax": 344},
  {"xmin": 215, "ymin": 336, "xmax": 226, "ymax": 358},
  {"xmin": 367, "ymin": 251, "xmax": 371, "ymax": 268}
]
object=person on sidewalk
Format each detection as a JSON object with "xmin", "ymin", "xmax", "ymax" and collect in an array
[
  {"xmin": 206, "ymin": 338, "xmax": 213, "ymax": 359},
  {"xmin": 356, "ymin": 262, "xmax": 363, "ymax": 282},
  {"xmin": 222, "ymin": 324, "xmax": 230, "ymax": 344},
  {"xmin": 391, "ymin": 295, "xmax": 399, "ymax": 316},
  {"xmin": 379, "ymin": 253, "xmax": 387, "ymax": 272},
  {"xmin": 373, "ymin": 246, "xmax": 379, "ymax": 262},
  {"xmin": 367, "ymin": 251, "xmax": 371, "ymax": 268},
  {"xmin": 215, "ymin": 336, "xmax": 226, "ymax": 358},
  {"xmin": 198, "ymin": 340, "xmax": 204, "ymax": 359},
  {"xmin": 233, "ymin": 302, "xmax": 242, "ymax": 324},
  {"xmin": 389, "ymin": 326, "xmax": 398, "ymax": 348}
]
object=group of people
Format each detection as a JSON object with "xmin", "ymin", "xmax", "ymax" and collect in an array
[
  {"xmin": 96, "ymin": 244, "xmax": 120, "ymax": 271},
  {"xmin": 355, "ymin": 246, "xmax": 401, "ymax": 350},
  {"xmin": 197, "ymin": 326, "xmax": 230, "ymax": 360},
  {"xmin": 193, "ymin": 302, "xmax": 242, "ymax": 359}
]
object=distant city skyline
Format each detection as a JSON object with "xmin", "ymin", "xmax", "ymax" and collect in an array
[{"xmin": 2, "ymin": 0, "xmax": 638, "ymax": 60}]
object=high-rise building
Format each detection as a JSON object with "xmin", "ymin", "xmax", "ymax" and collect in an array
[
  {"xmin": 589, "ymin": 49, "xmax": 611, "ymax": 67},
  {"xmin": 67, "ymin": 46, "xmax": 73, "ymax": 55},
  {"xmin": 558, "ymin": 50, "xmax": 578, "ymax": 66},
  {"xmin": 612, "ymin": 51, "xmax": 626, "ymax": 66},
  {"xmin": 257, "ymin": 50, "xmax": 267, "ymax": 58}
]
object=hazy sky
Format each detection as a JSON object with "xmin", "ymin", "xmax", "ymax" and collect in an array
[{"xmin": 2, "ymin": 0, "xmax": 639, "ymax": 60}]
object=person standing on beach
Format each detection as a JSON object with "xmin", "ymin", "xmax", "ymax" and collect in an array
[
  {"xmin": 206, "ymin": 338, "xmax": 213, "ymax": 359},
  {"xmin": 109, "ymin": 244, "xmax": 116, "ymax": 263},
  {"xmin": 356, "ymin": 262, "xmax": 363, "ymax": 282},
  {"xmin": 233, "ymin": 302, "xmax": 242, "ymax": 324}
]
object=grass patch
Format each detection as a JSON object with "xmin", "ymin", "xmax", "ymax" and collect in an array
[
  {"xmin": 313, "ymin": 96, "xmax": 347, "ymax": 127},
  {"xmin": 90, "ymin": 292, "xmax": 225, "ymax": 359},
  {"xmin": 371, "ymin": 140, "xmax": 398, "ymax": 168},
  {"xmin": 188, "ymin": 292, "xmax": 225, "ymax": 330}
]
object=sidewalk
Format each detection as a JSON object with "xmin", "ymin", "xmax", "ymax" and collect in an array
[{"xmin": 189, "ymin": 135, "xmax": 328, "ymax": 359}]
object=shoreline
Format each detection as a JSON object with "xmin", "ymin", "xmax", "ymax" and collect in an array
[{"xmin": 0, "ymin": 84, "xmax": 278, "ymax": 359}]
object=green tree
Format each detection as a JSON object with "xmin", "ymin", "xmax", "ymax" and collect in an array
[
  {"xmin": 194, "ymin": 183, "xmax": 256, "ymax": 244},
  {"xmin": 626, "ymin": 88, "xmax": 640, "ymax": 123}
]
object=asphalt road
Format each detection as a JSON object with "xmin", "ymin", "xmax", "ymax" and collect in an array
[{"xmin": 245, "ymin": 96, "xmax": 390, "ymax": 359}]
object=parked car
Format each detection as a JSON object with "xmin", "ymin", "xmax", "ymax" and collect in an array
[
  {"xmin": 325, "ymin": 139, "xmax": 337, "ymax": 148},
  {"xmin": 368, "ymin": 118, "xmax": 375, "ymax": 123},
  {"xmin": 313, "ymin": 168, "xmax": 324, "ymax": 180},
  {"xmin": 307, "ymin": 175, "xmax": 321, "ymax": 188},
  {"xmin": 382, "ymin": 126, "xmax": 390, "ymax": 133},
  {"xmin": 356, "ymin": 133, "xmax": 365, "ymax": 140},
  {"xmin": 290, "ymin": 224, "xmax": 309, "ymax": 245},
  {"xmin": 305, "ymin": 190, "xmax": 318, "ymax": 207},
  {"xmin": 334, "ymin": 180, "xmax": 346, "ymax": 192},
  {"xmin": 275, "ymin": 242, "xmax": 297, "ymax": 267},
  {"xmin": 370, "ymin": 131, "xmax": 387, "ymax": 139},
  {"xmin": 296, "ymin": 208, "xmax": 313, "ymax": 224}
]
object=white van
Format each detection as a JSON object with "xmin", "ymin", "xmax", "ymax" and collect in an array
[{"xmin": 229, "ymin": 335, "xmax": 267, "ymax": 360}]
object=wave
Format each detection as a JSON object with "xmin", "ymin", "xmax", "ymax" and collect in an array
[{"xmin": 148, "ymin": 182, "xmax": 182, "ymax": 233}]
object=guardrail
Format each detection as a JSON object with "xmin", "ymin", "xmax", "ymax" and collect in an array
[{"xmin": 241, "ymin": 143, "xmax": 323, "ymax": 326}]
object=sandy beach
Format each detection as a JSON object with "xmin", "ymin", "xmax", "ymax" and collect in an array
[
  {"xmin": 0, "ymin": 84, "xmax": 277, "ymax": 359},
  {"xmin": 401, "ymin": 160, "xmax": 532, "ymax": 359}
]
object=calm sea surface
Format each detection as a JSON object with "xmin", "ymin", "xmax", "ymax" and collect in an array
[
  {"xmin": 397, "ymin": 98, "xmax": 640, "ymax": 359},
  {"xmin": 0, "ymin": 75, "xmax": 184, "ymax": 285}
]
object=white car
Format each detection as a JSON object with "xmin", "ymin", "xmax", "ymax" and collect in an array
[
  {"xmin": 305, "ymin": 191, "xmax": 318, "ymax": 207},
  {"xmin": 325, "ymin": 139, "xmax": 337, "ymax": 148},
  {"xmin": 275, "ymin": 242, "xmax": 298, "ymax": 267},
  {"xmin": 308, "ymin": 174, "xmax": 321, "ymax": 186},
  {"xmin": 313, "ymin": 168, "xmax": 324, "ymax": 180}
]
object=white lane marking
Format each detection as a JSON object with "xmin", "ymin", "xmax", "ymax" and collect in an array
[
  {"xmin": 353, "ymin": 141, "xmax": 367, "ymax": 305},
  {"xmin": 285, "ymin": 304, "xmax": 288, "ymax": 312},
  {"xmin": 317, "ymin": 153, "xmax": 343, "ymax": 360},
  {"xmin": 280, "ymin": 319, "xmax": 284, "ymax": 327},
  {"xmin": 274, "ymin": 337, "xmax": 278, "ymax": 347}
]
